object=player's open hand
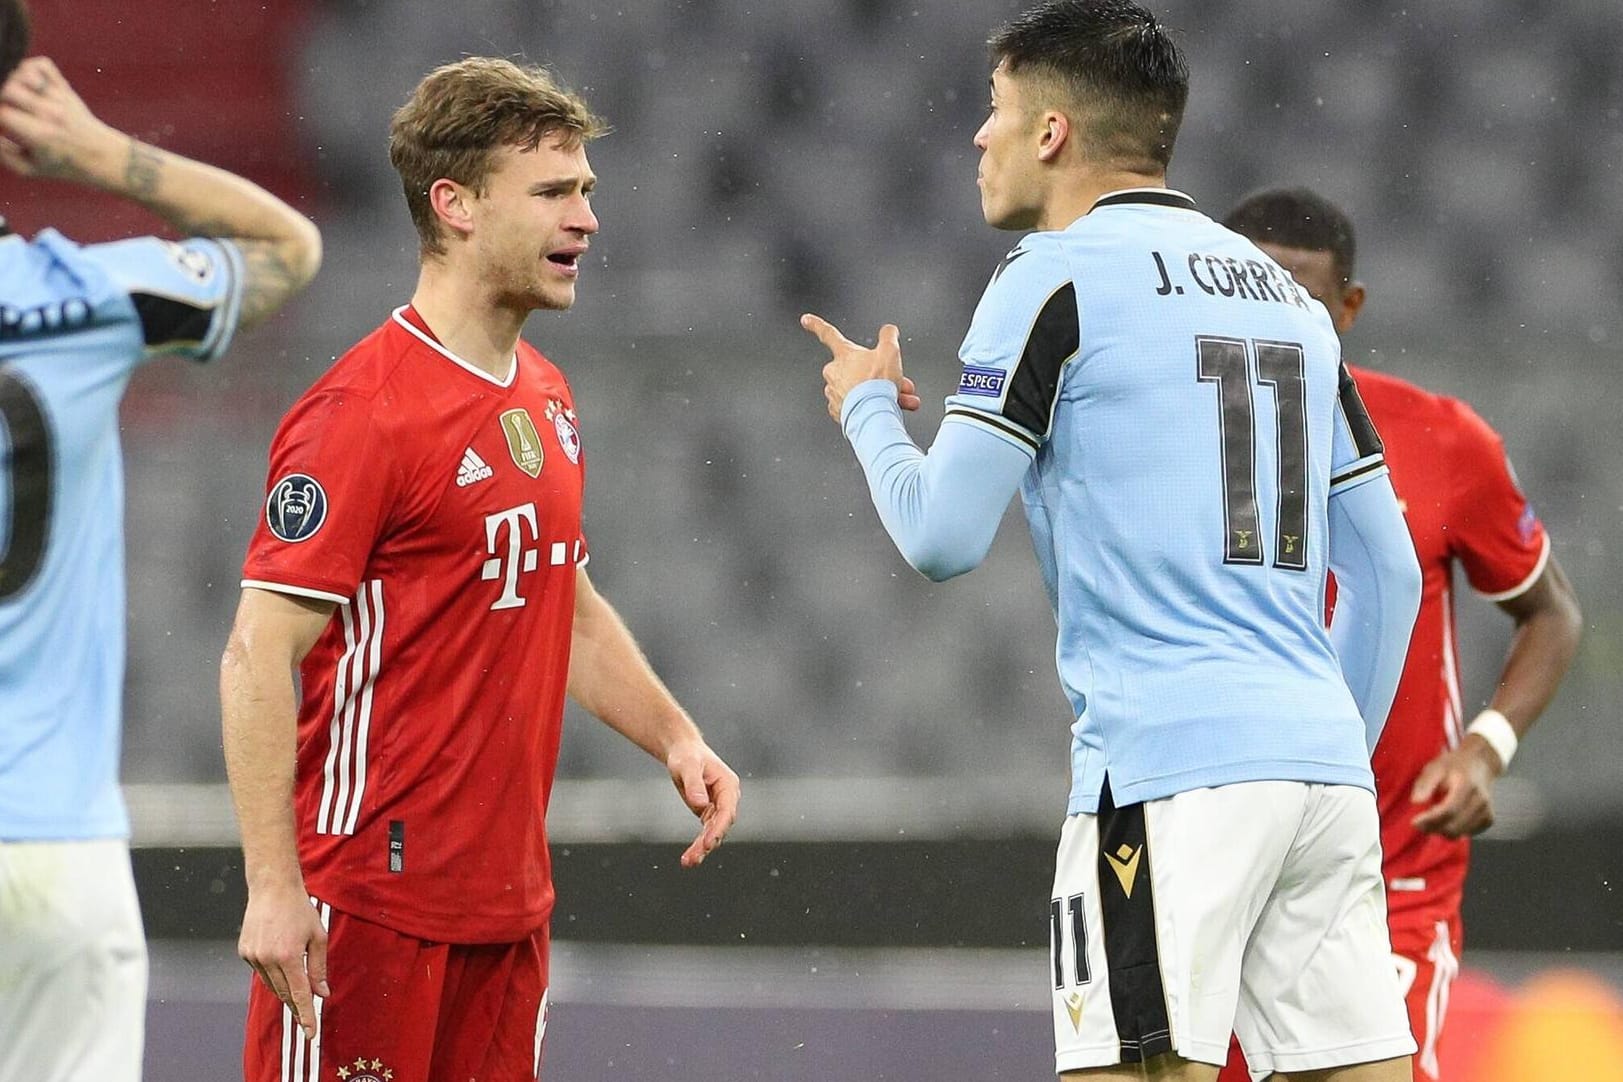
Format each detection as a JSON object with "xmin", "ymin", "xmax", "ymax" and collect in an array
[
  {"xmin": 0, "ymin": 57, "xmax": 120, "ymax": 183},
  {"xmin": 666, "ymin": 737, "xmax": 741, "ymax": 867},
  {"xmin": 801, "ymin": 313, "xmax": 922, "ymax": 422},
  {"xmin": 238, "ymin": 881, "xmax": 330, "ymax": 1041},
  {"xmin": 1409, "ymin": 734, "xmax": 1503, "ymax": 837}
]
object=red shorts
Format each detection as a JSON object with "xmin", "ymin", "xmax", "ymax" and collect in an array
[
  {"xmin": 244, "ymin": 900, "xmax": 550, "ymax": 1082},
  {"xmin": 1216, "ymin": 911, "xmax": 1460, "ymax": 1082}
]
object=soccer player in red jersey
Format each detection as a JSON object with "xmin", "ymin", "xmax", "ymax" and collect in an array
[
  {"xmin": 1212, "ymin": 189, "xmax": 1583, "ymax": 1081},
  {"xmin": 220, "ymin": 58, "xmax": 740, "ymax": 1082}
]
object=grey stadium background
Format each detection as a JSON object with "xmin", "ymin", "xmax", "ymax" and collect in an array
[{"xmin": 10, "ymin": 0, "xmax": 1622, "ymax": 1078}]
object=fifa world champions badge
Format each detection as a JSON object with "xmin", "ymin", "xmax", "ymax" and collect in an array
[
  {"xmin": 499, "ymin": 408, "xmax": 545, "ymax": 478},
  {"xmin": 546, "ymin": 398, "xmax": 581, "ymax": 464}
]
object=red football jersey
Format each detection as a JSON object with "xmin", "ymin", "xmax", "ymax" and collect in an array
[
  {"xmin": 1349, "ymin": 366, "xmax": 1547, "ymax": 925},
  {"xmin": 241, "ymin": 306, "xmax": 588, "ymax": 943}
]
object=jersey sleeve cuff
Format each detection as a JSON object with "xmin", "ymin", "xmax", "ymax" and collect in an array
[
  {"xmin": 839, "ymin": 379, "xmax": 900, "ymax": 431},
  {"xmin": 240, "ymin": 579, "xmax": 349, "ymax": 605},
  {"xmin": 1329, "ymin": 454, "xmax": 1388, "ymax": 497},
  {"xmin": 198, "ymin": 238, "xmax": 246, "ymax": 363},
  {"xmin": 1475, "ymin": 532, "xmax": 1551, "ymax": 602},
  {"xmin": 942, "ymin": 406, "xmax": 1039, "ymax": 456}
]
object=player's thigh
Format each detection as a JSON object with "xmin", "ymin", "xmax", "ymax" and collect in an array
[
  {"xmin": 1060, "ymin": 1051, "xmax": 1223, "ymax": 1081},
  {"xmin": 1272, "ymin": 1055, "xmax": 1414, "ymax": 1082},
  {"xmin": 432, "ymin": 922, "xmax": 550, "ymax": 1082},
  {"xmin": 1050, "ymin": 786, "xmax": 1290, "ymax": 1075},
  {"xmin": 1236, "ymin": 785, "xmax": 1414, "ymax": 1078},
  {"xmin": 244, "ymin": 900, "xmax": 446, "ymax": 1082},
  {"xmin": 0, "ymin": 838, "xmax": 147, "ymax": 1082},
  {"xmin": 1139, "ymin": 782, "xmax": 1320, "ymax": 1071}
]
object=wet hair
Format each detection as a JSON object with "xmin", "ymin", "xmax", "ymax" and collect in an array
[
  {"xmin": 1, "ymin": 0, "xmax": 30, "ymax": 86},
  {"xmin": 988, "ymin": 0, "xmax": 1188, "ymax": 171},
  {"xmin": 389, "ymin": 57, "xmax": 606, "ymax": 254},
  {"xmin": 1224, "ymin": 187, "xmax": 1357, "ymax": 284}
]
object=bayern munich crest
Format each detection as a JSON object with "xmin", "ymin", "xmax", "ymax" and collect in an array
[
  {"xmin": 336, "ymin": 1055, "xmax": 393, "ymax": 1081},
  {"xmin": 265, "ymin": 473, "xmax": 327, "ymax": 543},
  {"xmin": 546, "ymin": 398, "xmax": 581, "ymax": 464}
]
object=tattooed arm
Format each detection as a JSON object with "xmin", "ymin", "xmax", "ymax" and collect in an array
[{"xmin": 0, "ymin": 56, "xmax": 321, "ymax": 329}]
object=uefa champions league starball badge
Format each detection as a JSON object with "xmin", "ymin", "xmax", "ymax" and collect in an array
[{"xmin": 546, "ymin": 398, "xmax": 581, "ymax": 464}]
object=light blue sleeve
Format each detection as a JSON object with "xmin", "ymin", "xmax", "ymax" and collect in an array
[
  {"xmin": 1327, "ymin": 470, "xmax": 1423, "ymax": 751},
  {"xmin": 1329, "ymin": 363, "xmax": 1387, "ymax": 495},
  {"xmin": 83, "ymin": 236, "xmax": 245, "ymax": 362},
  {"xmin": 839, "ymin": 380, "xmax": 1033, "ymax": 582},
  {"xmin": 942, "ymin": 233, "xmax": 1078, "ymax": 454}
]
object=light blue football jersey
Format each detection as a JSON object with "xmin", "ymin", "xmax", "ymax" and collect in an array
[
  {"xmin": 0, "ymin": 225, "xmax": 243, "ymax": 839},
  {"xmin": 941, "ymin": 190, "xmax": 1389, "ymax": 814}
]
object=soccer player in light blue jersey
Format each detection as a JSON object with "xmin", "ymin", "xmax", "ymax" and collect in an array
[
  {"xmin": 0, "ymin": 2, "xmax": 321, "ymax": 1075},
  {"xmin": 803, "ymin": 2, "xmax": 1422, "ymax": 1080}
]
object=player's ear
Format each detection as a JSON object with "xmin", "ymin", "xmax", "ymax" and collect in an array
[
  {"xmin": 428, "ymin": 178, "xmax": 476, "ymax": 242},
  {"xmin": 1336, "ymin": 281, "xmax": 1367, "ymax": 334},
  {"xmin": 1037, "ymin": 110, "xmax": 1070, "ymax": 163}
]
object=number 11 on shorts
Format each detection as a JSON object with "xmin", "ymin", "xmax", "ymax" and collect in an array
[{"xmin": 1051, "ymin": 893, "xmax": 1092, "ymax": 989}]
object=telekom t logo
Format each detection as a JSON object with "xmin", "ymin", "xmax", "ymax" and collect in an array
[{"xmin": 481, "ymin": 503, "xmax": 575, "ymax": 610}]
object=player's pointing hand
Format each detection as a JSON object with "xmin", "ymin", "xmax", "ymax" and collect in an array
[{"xmin": 801, "ymin": 313, "xmax": 922, "ymax": 421}]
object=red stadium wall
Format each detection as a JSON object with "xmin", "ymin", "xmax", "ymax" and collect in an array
[{"xmin": 5, "ymin": 0, "xmax": 319, "ymax": 241}]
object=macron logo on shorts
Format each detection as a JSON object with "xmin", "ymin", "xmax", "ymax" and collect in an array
[{"xmin": 457, "ymin": 447, "xmax": 494, "ymax": 487}]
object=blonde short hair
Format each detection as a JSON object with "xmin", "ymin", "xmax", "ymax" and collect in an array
[{"xmin": 388, "ymin": 57, "xmax": 606, "ymax": 254}]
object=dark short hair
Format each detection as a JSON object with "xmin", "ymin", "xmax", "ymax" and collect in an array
[
  {"xmin": 1, "ymin": 0, "xmax": 29, "ymax": 85},
  {"xmin": 389, "ymin": 57, "xmax": 606, "ymax": 255},
  {"xmin": 1224, "ymin": 187, "xmax": 1357, "ymax": 284},
  {"xmin": 988, "ymin": 0, "xmax": 1188, "ymax": 171}
]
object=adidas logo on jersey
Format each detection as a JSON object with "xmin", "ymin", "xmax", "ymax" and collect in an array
[{"xmin": 456, "ymin": 448, "xmax": 494, "ymax": 487}]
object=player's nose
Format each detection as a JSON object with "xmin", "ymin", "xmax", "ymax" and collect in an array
[{"xmin": 571, "ymin": 197, "xmax": 599, "ymax": 236}]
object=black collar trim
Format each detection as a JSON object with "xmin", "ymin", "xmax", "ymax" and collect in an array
[
  {"xmin": 1092, "ymin": 189, "xmax": 1198, "ymax": 212},
  {"xmin": 0, "ymin": 218, "xmax": 12, "ymax": 238}
]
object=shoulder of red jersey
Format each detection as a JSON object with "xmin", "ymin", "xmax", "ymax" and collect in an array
[
  {"xmin": 1344, "ymin": 364, "xmax": 1449, "ymax": 416},
  {"xmin": 1346, "ymin": 364, "xmax": 1505, "ymax": 452},
  {"xmin": 293, "ymin": 314, "xmax": 423, "ymax": 406}
]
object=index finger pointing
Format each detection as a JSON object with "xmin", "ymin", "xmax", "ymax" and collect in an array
[{"xmin": 800, "ymin": 312, "xmax": 853, "ymax": 351}]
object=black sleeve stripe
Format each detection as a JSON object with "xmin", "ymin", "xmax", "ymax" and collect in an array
[
  {"xmin": 1337, "ymin": 363, "xmax": 1385, "ymax": 459},
  {"xmin": 1002, "ymin": 281, "xmax": 1079, "ymax": 439},
  {"xmin": 131, "ymin": 292, "xmax": 215, "ymax": 350},
  {"xmin": 1330, "ymin": 458, "xmax": 1386, "ymax": 489},
  {"xmin": 944, "ymin": 407, "xmax": 1040, "ymax": 452}
]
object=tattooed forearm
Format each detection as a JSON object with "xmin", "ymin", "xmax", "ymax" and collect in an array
[
  {"xmin": 28, "ymin": 144, "xmax": 93, "ymax": 184},
  {"xmin": 233, "ymin": 239, "xmax": 308, "ymax": 331},
  {"xmin": 169, "ymin": 214, "xmax": 234, "ymax": 238},
  {"xmin": 123, "ymin": 138, "xmax": 164, "ymax": 198}
]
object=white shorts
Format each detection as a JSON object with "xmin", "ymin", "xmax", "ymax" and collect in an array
[
  {"xmin": 0, "ymin": 838, "xmax": 148, "ymax": 1082},
  {"xmin": 1050, "ymin": 780, "xmax": 1415, "ymax": 1077}
]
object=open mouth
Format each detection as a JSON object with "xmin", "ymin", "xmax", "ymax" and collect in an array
[{"xmin": 547, "ymin": 251, "xmax": 581, "ymax": 270}]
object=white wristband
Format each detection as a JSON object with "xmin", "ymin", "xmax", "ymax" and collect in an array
[{"xmin": 1467, "ymin": 709, "xmax": 1518, "ymax": 770}]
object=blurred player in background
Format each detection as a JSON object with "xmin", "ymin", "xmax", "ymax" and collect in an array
[
  {"xmin": 803, "ymin": 1, "xmax": 1420, "ymax": 1079},
  {"xmin": 0, "ymin": 0, "xmax": 322, "ymax": 1077},
  {"xmin": 220, "ymin": 57, "xmax": 739, "ymax": 1082},
  {"xmin": 1218, "ymin": 188, "xmax": 1583, "ymax": 1082}
]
